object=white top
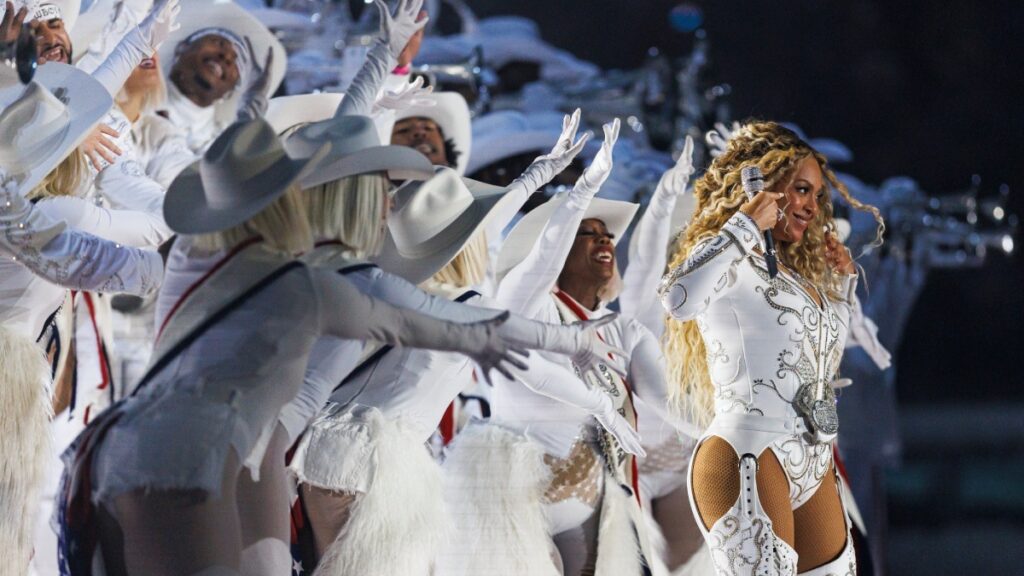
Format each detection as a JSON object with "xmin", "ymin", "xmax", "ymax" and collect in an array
[
  {"xmin": 490, "ymin": 189, "xmax": 692, "ymax": 458},
  {"xmin": 0, "ymin": 183, "xmax": 163, "ymax": 340},
  {"xmin": 659, "ymin": 212, "xmax": 858, "ymax": 422},
  {"xmin": 162, "ymin": 82, "xmax": 222, "ymax": 155},
  {"xmin": 94, "ymin": 239, "xmax": 517, "ymax": 500}
]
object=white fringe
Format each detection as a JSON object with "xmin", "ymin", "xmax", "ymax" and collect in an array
[
  {"xmin": 0, "ymin": 326, "xmax": 53, "ymax": 576},
  {"xmin": 643, "ymin": 505, "xmax": 671, "ymax": 576},
  {"xmin": 313, "ymin": 411, "xmax": 447, "ymax": 576},
  {"xmin": 594, "ymin": 473, "xmax": 647, "ymax": 576},
  {"xmin": 435, "ymin": 422, "xmax": 558, "ymax": 576}
]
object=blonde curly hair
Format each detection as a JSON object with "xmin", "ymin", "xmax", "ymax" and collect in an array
[{"xmin": 663, "ymin": 121, "xmax": 884, "ymax": 427}]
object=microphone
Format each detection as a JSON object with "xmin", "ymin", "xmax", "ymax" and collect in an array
[{"xmin": 740, "ymin": 165, "xmax": 778, "ymax": 278}]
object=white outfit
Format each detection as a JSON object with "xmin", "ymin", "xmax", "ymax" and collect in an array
[
  {"xmin": 86, "ymin": 238, "xmax": 513, "ymax": 504},
  {"xmin": 161, "ymin": 82, "xmax": 223, "ymax": 155},
  {"xmin": 0, "ymin": 183, "xmax": 162, "ymax": 573},
  {"xmin": 659, "ymin": 211, "xmax": 859, "ymax": 575}
]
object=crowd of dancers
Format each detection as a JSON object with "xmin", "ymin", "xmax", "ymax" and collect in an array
[{"xmin": 1, "ymin": 1, "xmax": 899, "ymax": 575}]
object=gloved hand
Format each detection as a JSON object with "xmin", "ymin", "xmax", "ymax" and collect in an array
[
  {"xmin": 512, "ymin": 108, "xmax": 591, "ymax": 195},
  {"xmin": 138, "ymin": 0, "xmax": 181, "ymax": 53},
  {"xmin": 705, "ymin": 120, "xmax": 741, "ymax": 158},
  {"xmin": 375, "ymin": 0, "xmax": 429, "ymax": 61},
  {"xmin": 594, "ymin": 399, "xmax": 645, "ymax": 457},
  {"xmin": 373, "ymin": 75, "xmax": 434, "ymax": 113},
  {"xmin": 462, "ymin": 311, "xmax": 531, "ymax": 386},
  {"xmin": 568, "ymin": 314, "xmax": 628, "ymax": 379},
  {"xmin": 572, "ymin": 117, "xmax": 620, "ymax": 199},
  {"xmin": 236, "ymin": 39, "xmax": 273, "ymax": 122}
]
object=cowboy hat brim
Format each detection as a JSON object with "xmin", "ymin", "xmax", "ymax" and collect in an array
[
  {"xmin": 376, "ymin": 176, "xmax": 516, "ymax": 285},
  {"xmin": 158, "ymin": 0, "xmax": 286, "ymax": 127},
  {"xmin": 264, "ymin": 93, "xmax": 344, "ymax": 136},
  {"xmin": 163, "ymin": 122, "xmax": 328, "ymax": 234},
  {"xmin": 300, "ymin": 144, "xmax": 435, "ymax": 189},
  {"xmin": 0, "ymin": 62, "xmax": 113, "ymax": 193},
  {"xmin": 497, "ymin": 195, "xmax": 639, "ymax": 280}
]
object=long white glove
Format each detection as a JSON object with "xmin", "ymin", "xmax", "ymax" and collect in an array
[
  {"xmin": 377, "ymin": 0, "xmax": 429, "ymax": 61},
  {"xmin": 138, "ymin": 0, "xmax": 181, "ymax": 53},
  {"xmin": 513, "ymin": 108, "xmax": 591, "ymax": 194},
  {"xmin": 373, "ymin": 75, "xmax": 435, "ymax": 114},
  {"xmin": 705, "ymin": 120, "xmax": 741, "ymax": 158},
  {"xmin": 571, "ymin": 118, "xmax": 620, "ymax": 200},
  {"xmin": 236, "ymin": 39, "xmax": 273, "ymax": 122},
  {"xmin": 651, "ymin": 135, "xmax": 695, "ymax": 217},
  {"xmin": 595, "ymin": 397, "xmax": 646, "ymax": 457},
  {"xmin": 493, "ymin": 313, "xmax": 628, "ymax": 378}
]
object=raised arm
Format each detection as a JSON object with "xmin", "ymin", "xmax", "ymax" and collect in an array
[
  {"xmin": 484, "ymin": 109, "xmax": 590, "ymax": 243},
  {"xmin": 624, "ymin": 320, "xmax": 700, "ymax": 438},
  {"xmin": 0, "ymin": 171, "xmax": 162, "ymax": 296},
  {"xmin": 496, "ymin": 119, "xmax": 620, "ymax": 318},
  {"xmin": 620, "ymin": 136, "xmax": 694, "ymax": 331},
  {"xmin": 336, "ymin": 0, "xmax": 427, "ymax": 118},
  {"xmin": 91, "ymin": 0, "xmax": 180, "ymax": 96}
]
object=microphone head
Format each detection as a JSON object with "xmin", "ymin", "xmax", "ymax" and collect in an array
[{"xmin": 740, "ymin": 165, "xmax": 764, "ymax": 197}]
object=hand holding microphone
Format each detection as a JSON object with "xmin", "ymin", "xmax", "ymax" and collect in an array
[{"xmin": 739, "ymin": 166, "xmax": 782, "ymax": 278}]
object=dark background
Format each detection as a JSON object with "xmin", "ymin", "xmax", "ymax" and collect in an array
[{"xmin": 461, "ymin": 0, "xmax": 1024, "ymax": 405}]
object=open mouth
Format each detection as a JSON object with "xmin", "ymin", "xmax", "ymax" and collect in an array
[
  {"xmin": 41, "ymin": 45, "xmax": 68, "ymax": 63},
  {"xmin": 139, "ymin": 57, "xmax": 157, "ymax": 70},
  {"xmin": 791, "ymin": 213, "xmax": 813, "ymax": 228},
  {"xmin": 414, "ymin": 142, "xmax": 436, "ymax": 155},
  {"xmin": 593, "ymin": 248, "xmax": 615, "ymax": 265}
]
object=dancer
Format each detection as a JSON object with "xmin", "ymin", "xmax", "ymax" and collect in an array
[
  {"xmin": 0, "ymin": 63, "xmax": 164, "ymax": 575},
  {"xmin": 55, "ymin": 113, "xmax": 530, "ymax": 576},
  {"xmin": 619, "ymin": 136, "xmax": 712, "ymax": 575},
  {"xmin": 441, "ymin": 118, "xmax": 694, "ymax": 576},
  {"xmin": 659, "ymin": 121, "xmax": 883, "ymax": 575}
]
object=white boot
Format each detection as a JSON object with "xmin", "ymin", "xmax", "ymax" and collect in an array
[
  {"xmin": 796, "ymin": 535, "xmax": 855, "ymax": 576},
  {"xmin": 703, "ymin": 454, "xmax": 797, "ymax": 576}
]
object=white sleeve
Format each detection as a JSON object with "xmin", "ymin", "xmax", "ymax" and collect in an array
[
  {"xmin": 620, "ymin": 192, "xmax": 676, "ymax": 333},
  {"xmin": 843, "ymin": 293, "xmax": 892, "ymax": 370},
  {"xmin": 94, "ymin": 157, "xmax": 166, "ymax": 214},
  {"xmin": 312, "ymin": 269, "xmax": 499, "ymax": 354},
  {"xmin": 336, "ymin": 42, "xmax": 394, "ymax": 118},
  {"xmin": 625, "ymin": 321, "xmax": 700, "ymax": 437},
  {"xmin": 90, "ymin": 27, "xmax": 151, "ymax": 97},
  {"xmin": 495, "ymin": 192, "xmax": 592, "ymax": 317},
  {"xmin": 34, "ymin": 196, "xmax": 170, "ymax": 248},
  {"xmin": 138, "ymin": 121, "xmax": 197, "ymax": 189},
  {"xmin": 659, "ymin": 211, "xmax": 762, "ymax": 321},
  {"xmin": 513, "ymin": 357, "xmax": 611, "ymax": 416},
  {"xmin": 0, "ymin": 185, "xmax": 163, "ymax": 296}
]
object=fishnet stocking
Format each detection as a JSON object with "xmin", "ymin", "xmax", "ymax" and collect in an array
[
  {"xmin": 690, "ymin": 436, "xmax": 795, "ymax": 548},
  {"xmin": 793, "ymin": 465, "xmax": 847, "ymax": 571}
]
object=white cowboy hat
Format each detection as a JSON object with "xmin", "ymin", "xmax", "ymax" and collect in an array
[
  {"xmin": 385, "ymin": 91, "xmax": 472, "ymax": 175},
  {"xmin": 163, "ymin": 117, "xmax": 327, "ymax": 234},
  {"xmin": 285, "ymin": 112, "xmax": 435, "ymax": 189},
  {"xmin": 0, "ymin": 62, "xmax": 112, "ymax": 193},
  {"xmin": 376, "ymin": 166, "xmax": 519, "ymax": 284},
  {"xmin": 466, "ymin": 110, "xmax": 564, "ymax": 175},
  {"xmin": 264, "ymin": 93, "xmax": 343, "ymax": 135},
  {"xmin": 496, "ymin": 193, "xmax": 639, "ymax": 280},
  {"xmin": 157, "ymin": 0, "xmax": 286, "ymax": 127}
]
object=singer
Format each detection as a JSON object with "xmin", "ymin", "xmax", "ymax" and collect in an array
[{"xmin": 658, "ymin": 121, "xmax": 883, "ymax": 575}]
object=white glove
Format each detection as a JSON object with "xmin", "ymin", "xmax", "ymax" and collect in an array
[
  {"xmin": 655, "ymin": 135, "xmax": 695, "ymax": 202},
  {"xmin": 705, "ymin": 120, "xmax": 741, "ymax": 158},
  {"xmin": 373, "ymin": 75, "xmax": 434, "ymax": 114},
  {"xmin": 594, "ymin": 399, "xmax": 645, "ymax": 457},
  {"xmin": 376, "ymin": 0, "xmax": 428, "ymax": 61},
  {"xmin": 512, "ymin": 108, "xmax": 591, "ymax": 195},
  {"xmin": 567, "ymin": 314, "xmax": 628, "ymax": 379},
  {"xmin": 462, "ymin": 312, "xmax": 531, "ymax": 386},
  {"xmin": 236, "ymin": 39, "xmax": 273, "ymax": 122},
  {"xmin": 829, "ymin": 378, "xmax": 853, "ymax": 390},
  {"xmin": 138, "ymin": 0, "xmax": 181, "ymax": 53},
  {"xmin": 572, "ymin": 118, "xmax": 620, "ymax": 199}
]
